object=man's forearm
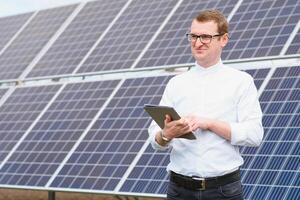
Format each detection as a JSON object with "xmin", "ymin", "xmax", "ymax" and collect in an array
[{"xmin": 207, "ymin": 119, "xmax": 231, "ymax": 140}]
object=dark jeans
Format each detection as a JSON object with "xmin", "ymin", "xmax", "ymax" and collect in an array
[{"xmin": 167, "ymin": 179, "xmax": 244, "ymax": 200}]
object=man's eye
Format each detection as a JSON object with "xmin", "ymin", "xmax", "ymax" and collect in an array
[{"xmin": 201, "ymin": 35, "xmax": 211, "ymax": 39}]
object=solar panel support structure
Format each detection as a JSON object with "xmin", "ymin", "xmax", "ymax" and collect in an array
[
  {"xmin": 48, "ymin": 191, "xmax": 55, "ymax": 200},
  {"xmin": 114, "ymin": 196, "xmax": 139, "ymax": 200}
]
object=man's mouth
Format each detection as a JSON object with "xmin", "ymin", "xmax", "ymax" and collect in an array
[{"xmin": 195, "ymin": 49, "xmax": 206, "ymax": 53}]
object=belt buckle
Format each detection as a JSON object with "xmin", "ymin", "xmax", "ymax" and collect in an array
[{"xmin": 192, "ymin": 177, "xmax": 206, "ymax": 190}]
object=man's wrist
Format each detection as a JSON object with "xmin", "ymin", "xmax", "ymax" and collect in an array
[{"xmin": 161, "ymin": 130, "xmax": 171, "ymax": 142}]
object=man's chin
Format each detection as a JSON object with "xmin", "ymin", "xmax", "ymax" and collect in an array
[{"xmin": 195, "ymin": 54, "xmax": 205, "ymax": 60}]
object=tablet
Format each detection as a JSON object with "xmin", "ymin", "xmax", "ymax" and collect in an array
[{"xmin": 144, "ymin": 104, "xmax": 196, "ymax": 140}]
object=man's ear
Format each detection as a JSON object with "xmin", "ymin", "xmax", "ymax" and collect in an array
[{"xmin": 221, "ymin": 33, "xmax": 229, "ymax": 48}]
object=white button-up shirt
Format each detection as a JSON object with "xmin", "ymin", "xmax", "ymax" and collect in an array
[{"xmin": 148, "ymin": 60, "xmax": 263, "ymax": 178}]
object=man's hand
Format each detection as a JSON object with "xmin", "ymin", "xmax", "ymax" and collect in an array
[
  {"xmin": 162, "ymin": 114, "xmax": 191, "ymax": 140},
  {"xmin": 184, "ymin": 116, "xmax": 211, "ymax": 131},
  {"xmin": 155, "ymin": 115, "xmax": 231, "ymax": 146},
  {"xmin": 184, "ymin": 115, "xmax": 231, "ymax": 140}
]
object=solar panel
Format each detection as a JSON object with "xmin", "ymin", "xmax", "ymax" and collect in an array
[
  {"xmin": 245, "ymin": 68, "xmax": 270, "ymax": 89},
  {"xmin": 0, "ymin": 85, "xmax": 61, "ymax": 165},
  {"xmin": 285, "ymin": 29, "xmax": 300, "ymax": 55},
  {"xmin": 50, "ymin": 76, "xmax": 171, "ymax": 191},
  {"xmin": 0, "ymin": 80, "xmax": 119, "ymax": 187},
  {"xmin": 135, "ymin": 0, "xmax": 238, "ymax": 69},
  {"xmin": 26, "ymin": 0, "xmax": 128, "ymax": 78},
  {"xmin": 223, "ymin": 0, "xmax": 300, "ymax": 60},
  {"xmin": 0, "ymin": 89, "xmax": 8, "ymax": 98},
  {"xmin": 76, "ymin": 0, "xmax": 178, "ymax": 73},
  {"xmin": 0, "ymin": 5, "xmax": 77, "ymax": 80},
  {"xmin": 241, "ymin": 66, "xmax": 300, "ymax": 200},
  {"xmin": 0, "ymin": 13, "xmax": 33, "ymax": 52},
  {"xmin": 120, "ymin": 139, "xmax": 170, "ymax": 194},
  {"xmin": 119, "ymin": 67, "xmax": 269, "ymax": 195}
]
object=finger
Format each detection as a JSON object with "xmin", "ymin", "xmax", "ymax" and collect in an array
[
  {"xmin": 175, "ymin": 122, "xmax": 189, "ymax": 128},
  {"xmin": 190, "ymin": 124, "xmax": 198, "ymax": 131},
  {"xmin": 182, "ymin": 126, "xmax": 192, "ymax": 134},
  {"xmin": 165, "ymin": 114, "xmax": 172, "ymax": 122},
  {"xmin": 180, "ymin": 123, "xmax": 191, "ymax": 131}
]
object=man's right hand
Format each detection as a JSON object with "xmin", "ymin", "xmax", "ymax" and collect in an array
[{"xmin": 162, "ymin": 114, "xmax": 191, "ymax": 140}]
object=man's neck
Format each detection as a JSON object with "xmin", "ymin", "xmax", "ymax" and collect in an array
[{"xmin": 197, "ymin": 59, "xmax": 221, "ymax": 68}]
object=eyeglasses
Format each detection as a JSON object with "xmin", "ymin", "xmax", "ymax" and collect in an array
[{"xmin": 186, "ymin": 33, "xmax": 225, "ymax": 44}]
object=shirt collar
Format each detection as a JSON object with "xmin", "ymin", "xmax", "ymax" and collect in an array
[{"xmin": 192, "ymin": 60, "xmax": 223, "ymax": 74}]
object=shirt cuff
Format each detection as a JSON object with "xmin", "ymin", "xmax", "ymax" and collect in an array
[
  {"xmin": 230, "ymin": 122, "xmax": 247, "ymax": 146},
  {"xmin": 149, "ymin": 131, "xmax": 170, "ymax": 150}
]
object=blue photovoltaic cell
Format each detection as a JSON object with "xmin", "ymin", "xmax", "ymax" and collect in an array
[
  {"xmin": 0, "ymin": 13, "xmax": 33, "ymax": 52},
  {"xmin": 0, "ymin": 85, "xmax": 61, "ymax": 165},
  {"xmin": 50, "ymin": 75, "xmax": 172, "ymax": 191},
  {"xmin": 222, "ymin": 0, "xmax": 300, "ymax": 60},
  {"xmin": 241, "ymin": 66, "xmax": 300, "ymax": 200},
  {"xmin": 245, "ymin": 68, "xmax": 270, "ymax": 89},
  {"xmin": 285, "ymin": 29, "xmax": 300, "ymax": 55},
  {"xmin": 120, "ymin": 142, "xmax": 170, "ymax": 194},
  {"xmin": 0, "ymin": 89, "xmax": 8, "ymax": 98},
  {"xmin": 0, "ymin": 5, "xmax": 76, "ymax": 80},
  {"xmin": 26, "ymin": 0, "xmax": 127, "ymax": 78},
  {"xmin": 135, "ymin": 0, "xmax": 238, "ymax": 69},
  {"xmin": 120, "ymin": 67, "xmax": 269, "ymax": 195},
  {"xmin": 77, "ymin": 0, "xmax": 178, "ymax": 73},
  {"xmin": 0, "ymin": 80, "xmax": 119, "ymax": 187}
]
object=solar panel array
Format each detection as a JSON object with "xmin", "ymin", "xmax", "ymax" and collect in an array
[
  {"xmin": 77, "ymin": 0, "xmax": 179, "ymax": 73},
  {"xmin": 0, "ymin": 85, "xmax": 61, "ymax": 166},
  {"xmin": 26, "ymin": 0, "xmax": 128, "ymax": 78},
  {"xmin": 223, "ymin": 0, "xmax": 300, "ymax": 59},
  {"xmin": 0, "ymin": 5, "xmax": 77, "ymax": 80},
  {"xmin": 242, "ymin": 66, "xmax": 300, "ymax": 200},
  {"xmin": 0, "ymin": 0, "xmax": 299, "ymax": 199},
  {"xmin": 0, "ymin": 80, "xmax": 119, "ymax": 186},
  {"xmin": 0, "ymin": 13, "xmax": 33, "ymax": 52}
]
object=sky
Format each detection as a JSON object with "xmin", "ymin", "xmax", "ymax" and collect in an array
[{"xmin": 0, "ymin": 0, "xmax": 91, "ymax": 17}]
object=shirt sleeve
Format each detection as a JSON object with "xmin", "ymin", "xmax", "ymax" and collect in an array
[
  {"xmin": 148, "ymin": 80, "xmax": 174, "ymax": 150},
  {"xmin": 230, "ymin": 76, "xmax": 264, "ymax": 146}
]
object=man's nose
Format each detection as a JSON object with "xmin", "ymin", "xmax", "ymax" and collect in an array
[{"xmin": 194, "ymin": 38, "xmax": 204, "ymax": 47}]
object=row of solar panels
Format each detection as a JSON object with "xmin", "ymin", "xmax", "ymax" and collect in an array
[
  {"xmin": 0, "ymin": 65, "xmax": 298, "ymax": 199},
  {"xmin": 0, "ymin": 0, "xmax": 299, "ymax": 81},
  {"xmin": 0, "ymin": 0, "xmax": 299, "ymax": 199}
]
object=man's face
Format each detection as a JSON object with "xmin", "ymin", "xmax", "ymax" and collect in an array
[{"xmin": 190, "ymin": 20, "xmax": 228, "ymax": 67}]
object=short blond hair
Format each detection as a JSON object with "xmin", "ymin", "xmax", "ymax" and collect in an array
[{"xmin": 194, "ymin": 9, "xmax": 228, "ymax": 34}]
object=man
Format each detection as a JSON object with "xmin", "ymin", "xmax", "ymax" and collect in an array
[{"xmin": 148, "ymin": 10, "xmax": 263, "ymax": 200}]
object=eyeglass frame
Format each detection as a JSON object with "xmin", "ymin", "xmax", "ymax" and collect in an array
[{"xmin": 186, "ymin": 33, "xmax": 226, "ymax": 44}]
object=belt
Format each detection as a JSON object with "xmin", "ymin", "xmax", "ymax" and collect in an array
[{"xmin": 170, "ymin": 169, "xmax": 241, "ymax": 191}]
